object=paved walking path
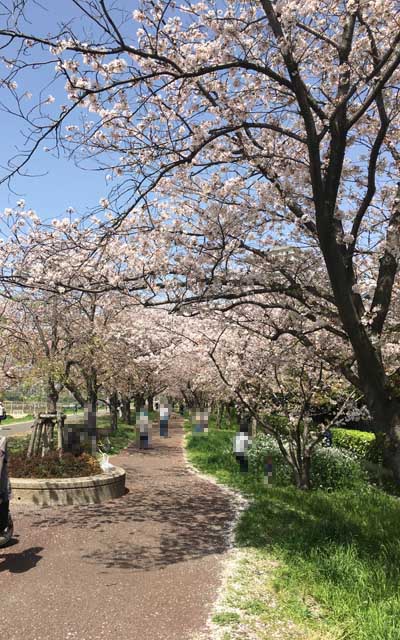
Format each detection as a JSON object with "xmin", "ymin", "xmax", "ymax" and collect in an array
[{"xmin": 0, "ymin": 417, "xmax": 235, "ymax": 640}]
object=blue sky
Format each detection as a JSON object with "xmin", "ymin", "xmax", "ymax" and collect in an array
[{"xmin": 0, "ymin": 0, "xmax": 137, "ymax": 221}]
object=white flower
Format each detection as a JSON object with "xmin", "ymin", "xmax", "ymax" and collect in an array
[
  {"xmin": 16, "ymin": 199, "xmax": 25, "ymax": 208},
  {"xmin": 352, "ymin": 283, "xmax": 362, "ymax": 294},
  {"xmin": 342, "ymin": 233, "xmax": 355, "ymax": 244},
  {"xmin": 46, "ymin": 94, "xmax": 55, "ymax": 104},
  {"xmin": 99, "ymin": 197, "xmax": 109, "ymax": 209}
]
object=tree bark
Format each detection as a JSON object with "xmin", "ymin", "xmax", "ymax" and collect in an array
[
  {"xmin": 147, "ymin": 395, "xmax": 154, "ymax": 413},
  {"xmin": 372, "ymin": 399, "xmax": 400, "ymax": 485},
  {"xmin": 293, "ymin": 455, "xmax": 311, "ymax": 490},
  {"xmin": 134, "ymin": 394, "xmax": 145, "ymax": 415},
  {"xmin": 109, "ymin": 391, "xmax": 118, "ymax": 432},
  {"xmin": 121, "ymin": 395, "xmax": 132, "ymax": 425},
  {"xmin": 56, "ymin": 412, "xmax": 65, "ymax": 455},
  {"xmin": 46, "ymin": 379, "xmax": 58, "ymax": 414},
  {"xmin": 64, "ymin": 381, "xmax": 85, "ymax": 408}
]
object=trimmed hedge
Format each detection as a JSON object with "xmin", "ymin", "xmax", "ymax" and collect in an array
[{"xmin": 332, "ymin": 427, "xmax": 385, "ymax": 464}]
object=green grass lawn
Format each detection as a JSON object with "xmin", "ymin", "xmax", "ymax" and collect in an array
[
  {"xmin": 185, "ymin": 422, "xmax": 400, "ymax": 640},
  {"xmin": 97, "ymin": 422, "xmax": 137, "ymax": 455}
]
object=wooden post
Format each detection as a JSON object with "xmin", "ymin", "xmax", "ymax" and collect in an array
[
  {"xmin": 56, "ymin": 412, "xmax": 64, "ymax": 455},
  {"xmin": 33, "ymin": 420, "xmax": 43, "ymax": 457},
  {"xmin": 27, "ymin": 416, "xmax": 40, "ymax": 458},
  {"xmin": 41, "ymin": 420, "xmax": 51, "ymax": 457}
]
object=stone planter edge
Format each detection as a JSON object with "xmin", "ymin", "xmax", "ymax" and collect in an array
[{"xmin": 10, "ymin": 465, "xmax": 126, "ymax": 506}]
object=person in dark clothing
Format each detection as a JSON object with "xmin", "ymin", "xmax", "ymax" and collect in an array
[
  {"xmin": 0, "ymin": 436, "xmax": 11, "ymax": 534},
  {"xmin": 233, "ymin": 412, "xmax": 252, "ymax": 472},
  {"xmin": 322, "ymin": 427, "xmax": 333, "ymax": 447}
]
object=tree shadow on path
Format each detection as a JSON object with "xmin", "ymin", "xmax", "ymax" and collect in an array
[
  {"xmin": 28, "ymin": 480, "xmax": 235, "ymax": 571},
  {"xmin": 0, "ymin": 546, "xmax": 43, "ymax": 573},
  {"xmin": 16, "ymin": 423, "xmax": 236, "ymax": 572}
]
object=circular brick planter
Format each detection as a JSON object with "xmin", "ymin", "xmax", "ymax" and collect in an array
[{"xmin": 10, "ymin": 465, "xmax": 126, "ymax": 507}]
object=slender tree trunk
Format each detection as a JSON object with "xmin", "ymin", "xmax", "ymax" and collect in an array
[
  {"xmin": 293, "ymin": 455, "xmax": 311, "ymax": 490},
  {"xmin": 56, "ymin": 413, "xmax": 65, "ymax": 456},
  {"xmin": 214, "ymin": 402, "xmax": 224, "ymax": 429},
  {"xmin": 64, "ymin": 381, "xmax": 85, "ymax": 408},
  {"xmin": 85, "ymin": 377, "xmax": 98, "ymax": 454},
  {"xmin": 33, "ymin": 421, "xmax": 43, "ymax": 457},
  {"xmin": 109, "ymin": 391, "xmax": 118, "ymax": 432},
  {"xmin": 147, "ymin": 395, "xmax": 154, "ymax": 413}
]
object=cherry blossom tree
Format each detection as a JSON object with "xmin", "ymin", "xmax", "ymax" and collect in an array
[
  {"xmin": 203, "ymin": 308, "xmax": 356, "ymax": 488},
  {"xmin": 0, "ymin": 2, "xmax": 400, "ymax": 478}
]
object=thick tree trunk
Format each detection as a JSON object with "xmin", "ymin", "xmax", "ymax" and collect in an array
[
  {"xmin": 46, "ymin": 379, "xmax": 58, "ymax": 413},
  {"xmin": 121, "ymin": 395, "xmax": 132, "ymax": 425},
  {"xmin": 147, "ymin": 395, "xmax": 154, "ymax": 413},
  {"xmin": 134, "ymin": 394, "xmax": 145, "ymax": 415},
  {"xmin": 369, "ymin": 399, "xmax": 400, "ymax": 485},
  {"xmin": 317, "ymin": 227, "xmax": 400, "ymax": 481}
]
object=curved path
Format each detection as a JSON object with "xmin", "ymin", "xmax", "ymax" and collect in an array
[{"xmin": 0, "ymin": 417, "xmax": 235, "ymax": 640}]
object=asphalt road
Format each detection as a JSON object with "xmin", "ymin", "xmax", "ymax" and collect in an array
[
  {"xmin": 0, "ymin": 420, "xmax": 35, "ymax": 438},
  {"xmin": 0, "ymin": 411, "xmax": 109, "ymax": 438}
]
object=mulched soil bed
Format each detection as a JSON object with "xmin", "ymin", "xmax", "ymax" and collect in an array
[{"xmin": 9, "ymin": 451, "xmax": 101, "ymax": 479}]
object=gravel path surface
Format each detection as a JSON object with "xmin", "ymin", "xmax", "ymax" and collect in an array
[{"xmin": 1, "ymin": 417, "xmax": 235, "ymax": 640}]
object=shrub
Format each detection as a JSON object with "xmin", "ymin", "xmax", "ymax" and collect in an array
[
  {"xmin": 9, "ymin": 451, "xmax": 101, "ymax": 478},
  {"xmin": 310, "ymin": 446, "xmax": 366, "ymax": 490},
  {"xmin": 248, "ymin": 434, "xmax": 365, "ymax": 490},
  {"xmin": 248, "ymin": 434, "xmax": 292, "ymax": 486},
  {"xmin": 332, "ymin": 427, "xmax": 385, "ymax": 464}
]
